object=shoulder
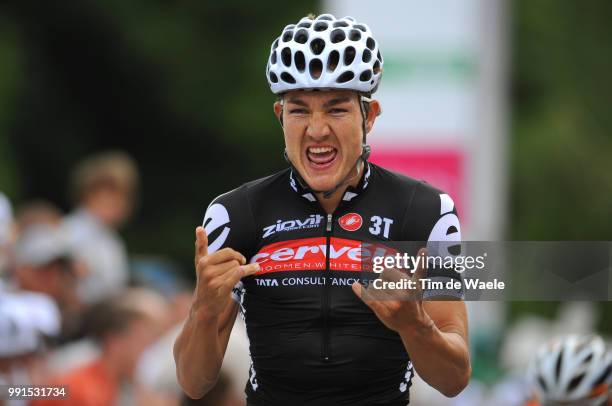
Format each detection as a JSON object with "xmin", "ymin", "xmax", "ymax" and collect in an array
[
  {"xmin": 202, "ymin": 168, "xmax": 291, "ymax": 254},
  {"xmin": 370, "ymin": 164, "xmax": 460, "ymax": 240},
  {"xmin": 369, "ymin": 163, "xmax": 453, "ymax": 213}
]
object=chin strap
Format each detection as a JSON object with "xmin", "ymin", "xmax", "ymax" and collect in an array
[
  {"xmin": 280, "ymin": 93, "xmax": 378, "ymax": 199},
  {"xmin": 284, "ymin": 145, "xmax": 370, "ymax": 199}
]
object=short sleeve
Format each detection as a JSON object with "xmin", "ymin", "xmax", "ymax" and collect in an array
[
  {"xmin": 202, "ymin": 186, "xmax": 256, "ymax": 303},
  {"xmin": 403, "ymin": 183, "xmax": 463, "ymax": 299}
]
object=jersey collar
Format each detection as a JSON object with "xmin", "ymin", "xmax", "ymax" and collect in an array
[{"xmin": 288, "ymin": 162, "xmax": 372, "ymax": 204}]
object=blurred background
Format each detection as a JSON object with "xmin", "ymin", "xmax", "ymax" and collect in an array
[{"xmin": 0, "ymin": 0, "xmax": 611, "ymax": 405}]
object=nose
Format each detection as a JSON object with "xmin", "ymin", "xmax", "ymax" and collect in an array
[{"xmin": 305, "ymin": 112, "xmax": 331, "ymax": 141}]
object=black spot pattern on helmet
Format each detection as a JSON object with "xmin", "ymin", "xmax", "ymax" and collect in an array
[
  {"xmin": 280, "ymin": 72, "xmax": 296, "ymax": 83},
  {"xmin": 309, "ymin": 59, "xmax": 323, "ymax": 79},
  {"xmin": 337, "ymin": 71, "xmax": 354, "ymax": 83},
  {"xmin": 294, "ymin": 51, "xmax": 305, "ymax": 72}
]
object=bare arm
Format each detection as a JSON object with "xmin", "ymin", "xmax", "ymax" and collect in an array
[
  {"xmin": 398, "ymin": 300, "xmax": 470, "ymax": 397},
  {"xmin": 173, "ymin": 227, "xmax": 258, "ymax": 399},
  {"xmin": 352, "ymin": 249, "xmax": 471, "ymax": 397},
  {"xmin": 173, "ymin": 299, "xmax": 238, "ymax": 398}
]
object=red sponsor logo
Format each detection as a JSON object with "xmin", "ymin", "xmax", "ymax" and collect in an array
[
  {"xmin": 250, "ymin": 237, "xmax": 396, "ymax": 275},
  {"xmin": 339, "ymin": 213, "xmax": 363, "ymax": 232}
]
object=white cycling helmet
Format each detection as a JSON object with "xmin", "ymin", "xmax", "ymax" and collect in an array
[
  {"xmin": 528, "ymin": 335, "xmax": 612, "ymax": 406},
  {"xmin": 266, "ymin": 14, "xmax": 383, "ymax": 95}
]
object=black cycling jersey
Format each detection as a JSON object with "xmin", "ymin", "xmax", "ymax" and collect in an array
[{"xmin": 202, "ymin": 162, "xmax": 462, "ymax": 406}]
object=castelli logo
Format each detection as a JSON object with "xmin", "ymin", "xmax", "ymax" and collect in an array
[{"xmin": 339, "ymin": 213, "xmax": 363, "ymax": 232}]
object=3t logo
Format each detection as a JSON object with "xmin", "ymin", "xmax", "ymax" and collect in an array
[{"xmin": 369, "ymin": 216, "xmax": 393, "ymax": 239}]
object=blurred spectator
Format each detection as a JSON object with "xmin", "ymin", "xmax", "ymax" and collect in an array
[
  {"xmin": 14, "ymin": 199, "xmax": 63, "ymax": 233},
  {"xmin": 136, "ymin": 303, "xmax": 250, "ymax": 403},
  {"xmin": 0, "ymin": 289, "xmax": 61, "ymax": 400},
  {"xmin": 0, "ymin": 192, "xmax": 15, "ymax": 279},
  {"xmin": 32, "ymin": 288, "xmax": 167, "ymax": 406},
  {"xmin": 62, "ymin": 150, "xmax": 139, "ymax": 304},
  {"xmin": 12, "ymin": 224, "xmax": 81, "ymax": 340}
]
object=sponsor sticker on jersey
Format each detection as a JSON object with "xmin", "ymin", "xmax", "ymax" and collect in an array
[
  {"xmin": 262, "ymin": 214, "xmax": 325, "ymax": 238},
  {"xmin": 250, "ymin": 237, "xmax": 396, "ymax": 275},
  {"xmin": 338, "ymin": 213, "xmax": 363, "ymax": 232}
]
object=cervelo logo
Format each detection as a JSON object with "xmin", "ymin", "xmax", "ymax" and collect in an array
[
  {"xmin": 250, "ymin": 237, "xmax": 396, "ymax": 275},
  {"xmin": 338, "ymin": 213, "xmax": 363, "ymax": 232},
  {"xmin": 262, "ymin": 214, "xmax": 325, "ymax": 238},
  {"xmin": 203, "ymin": 203, "xmax": 230, "ymax": 253}
]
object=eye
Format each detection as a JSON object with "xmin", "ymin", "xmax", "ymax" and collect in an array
[
  {"xmin": 289, "ymin": 108, "xmax": 307, "ymax": 114},
  {"xmin": 329, "ymin": 108, "xmax": 348, "ymax": 114}
]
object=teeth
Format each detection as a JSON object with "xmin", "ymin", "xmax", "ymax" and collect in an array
[{"xmin": 308, "ymin": 147, "xmax": 334, "ymax": 154}]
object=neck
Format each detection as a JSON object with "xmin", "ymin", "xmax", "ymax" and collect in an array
[{"xmin": 314, "ymin": 160, "xmax": 364, "ymax": 214}]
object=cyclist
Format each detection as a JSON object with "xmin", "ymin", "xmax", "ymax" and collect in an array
[
  {"xmin": 526, "ymin": 335, "xmax": 612, "ymax": 406},
  {"xmin": 174, "ymin": 14, "xmax": 470, "ymax": 405}
]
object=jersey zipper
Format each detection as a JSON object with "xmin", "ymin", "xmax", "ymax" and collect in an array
[{"xmin": 322, "ymin": 213, "xmax": 333, "ymax": 362}]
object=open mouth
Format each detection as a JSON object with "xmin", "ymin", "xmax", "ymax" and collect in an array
[{"xmin": 306, "ymin": 146, "xmax": 338, "ymax": 170}]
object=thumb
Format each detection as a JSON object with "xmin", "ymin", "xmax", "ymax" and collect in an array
[
  {"xmin": 194, "ymin": 226, "xmax": 209, "ymax": 273},
  {"xmin": 413, "ymin": 248, "xmax": 428, "ymax": 279}
]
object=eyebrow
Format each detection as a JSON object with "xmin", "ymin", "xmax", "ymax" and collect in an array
[{"xmin": 285, "ymin": 96, "xmax": 353, "ymax": 108}]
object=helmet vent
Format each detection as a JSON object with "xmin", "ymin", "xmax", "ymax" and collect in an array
[
  {"xmin": 537, "ymin": 374, "xmax": 548, "ymax": 391},
  {"xmin": 555, "ymin": 349, "xmax": 564, "ymax": 381},
  {"xmin": 269, "ymin": 72, "xmax": 278, "ymax": 83},
  {"xmin": 567, "ymin": 373, "xmax": 586, "ymax": 392},
  {"xmin": 310, "ymin": 38, "xmax": 325, "ymax": 55},
  {"xmin": 359, "ymin": 70, "xmax": 372, "ymax": 81},
  {"xmin": 344, "ymin": 46, "xmax": 356, "ymax": 65},
  {"xmin": 337, "ymin": 71, "xmax": 354, "ymax": 83},
  {"xmin": 282, "ymin": 31, "xmax": 294, "ymax": 43},
  {"xmin": 314, "ymin": 22, "xmax": 328, "ymax": 32},
  {"xmin": 295, "ymin": 29, "xmax": 309, "ymax": 44},
  {"xmin": 349, "ymin": 29, "xmax": 362, "ymax": 41},
  {"xmin": 309, "ymin": 59, "xmax": 323, "ymax": 79},
  {"xmin": 373, "ymin": 60, "xmax": 381, "ymax": 74},
  {"xmin": 362, "ymin": 49, "xmax": 372, "ymax": 63},
  {"xmin": 294, "ymin": 51, "xmax": 306, "ymax": 72},
  {"xmin": 593, "ymin": 364, "xmax": 612, "ymax": 386},
  {"xmin": 330, "ymin": 29, "xmax": 346, "ymax": 44},
  {"xmin": 327, "ymin": 50, "xmax": 340, "ymax": 72},
  {"xmin": 281, "ymin": 48, "xmax": 292, "ymax": 67},
  {"xmin": 333, "ymin": 21, "xmax": 349, "ymax": 28},
  {"xmin": 366, "ymin": 37, "xmax": 376, "ymax": 51},
  {"xmin": 280, "ymin": 72, "xmax": 296, "ymax": 84},
  {"xmin": 297, "ymin": 21, "xmax": 312, "ymax": 28},
  {"xmin": 271, "ymin": 51, "xmax": 277, "ymax": 64},
  {"xmin": 272, "ymin": 38, "xmax": 279, "ymax": 50},
  {"xmin": 354, "ymin": 24, "xmax": 367, "ymax": 32}
]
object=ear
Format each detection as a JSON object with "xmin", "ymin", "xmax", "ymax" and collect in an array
[
  {"xmin": 273, "ymin": 101, "xmax": 283, "ymax": 126},
  {"xmin": 365, "ymin": 99, "xmax": 381, "ymax": 134}
]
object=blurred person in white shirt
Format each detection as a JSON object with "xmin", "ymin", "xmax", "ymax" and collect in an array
[
  {"xmin": 0, "ymin": 192, "xmax": 15, "ymax": 280},
  {"xmin": 12, "ymin": 224, "xmax": 82, "ymax": 341},
  {"xmin": 0, "ymin": 289, "xmax": 61, "ymax": 406},
  {"xmin": 62, "ymin": 150, "xmax": 139, "ymax": 304}
]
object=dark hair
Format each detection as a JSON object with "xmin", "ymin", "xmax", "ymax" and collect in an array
[{"xmin": 81, "ymin": 298, "xmax": 145, "ymax": 342}]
